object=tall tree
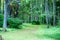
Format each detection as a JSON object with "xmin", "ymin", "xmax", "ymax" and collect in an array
[
  {"xmin": 1, "ymin": 0, "xmax": 4, "ymax": 13},
  {"xmin": 30, "ymin": 0, "xmax": 33, "ymax": 22},
  {"xmin": 44, "ymin": 0, "xmax": 49, "ymax": 28},
  {"xmin": 53, "ymin": 0, "xmax": 56, "ymax": 26},
  {"xmin": 3, "ymin": 0, "xmax": 8, "ymax": 31}
]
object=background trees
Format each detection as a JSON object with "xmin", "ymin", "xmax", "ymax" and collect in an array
[{"xmin": 0, "ymin": 0, "xmax": 60, "ymax": 29}]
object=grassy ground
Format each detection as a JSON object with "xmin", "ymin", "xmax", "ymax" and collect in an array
[{"xmin": 0, "ymin": 23, "xmax": 60, "ymax": 40}]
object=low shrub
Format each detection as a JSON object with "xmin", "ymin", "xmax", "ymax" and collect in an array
[
  {"xmin": 0, "ymin": 14, "xmax": 22, "ymax": 29},
  {"xmin": 7, "ymin": 18, "xmax": 22, "ymax": 29},
  {"xmin": 32, "ymin": 21, "xmax": 40, "ymax": 25}
]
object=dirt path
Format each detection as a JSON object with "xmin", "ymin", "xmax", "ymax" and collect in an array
[{"xmin": 0, "ymin": 25, "xmax": 56, "ymax": 40}]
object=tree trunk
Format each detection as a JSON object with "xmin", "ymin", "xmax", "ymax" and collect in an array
[
  {"xmin": 3, "ymin": 0, "xmax": 8, "ymax": 32},
  {"xmin": 1, "ymin": 0, "xmax": 4, "ymax": 14},
  {"xmin": 53, "ymin": 0, "xmax": 56, "ymax": 26},
  {"xmin": 44, "ymin": 0, "xmax": 49, "ymax": 28},
  {"xmin": 30, "ymin": 1, "xmax": 33, "ymax": 22}
]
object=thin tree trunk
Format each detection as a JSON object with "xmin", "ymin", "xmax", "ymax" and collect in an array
[
  {"xmin": 40, "ymin": 1, "xmax": 43, "ymax": 24},
  {"xmin": 1, "ymin": 0, "xmax": 4, "ymax": 14},
  {"xmin": 53, "ymin": 0, "xmax": 56, "ymax": 26},
  {"xmin": 45, "ymin": 0, "xmax": 49, "ymax": 28},
  {"xmin": 30, "ymin": 1, "xmax": 33, "ymax": 22}
]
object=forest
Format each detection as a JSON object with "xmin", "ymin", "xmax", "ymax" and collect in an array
[{"xmin": 0, "ymin": 0, "xmax": 60, "ymax": 40}]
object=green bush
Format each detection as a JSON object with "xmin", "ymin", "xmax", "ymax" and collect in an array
[
  {"xmin": 0, "ymin": 14, "xmax": 22, "ymax": 29},
  {"xmin": 0, "ymin": 14, "xmax": 3, "ymax": 27},
  {"xmin": 32, "ymin": 21, "xmax": 40, "ymax": 25},
  {"xmin": 7, "ymin": 18, "xmax": 22, "ymax": 29}
]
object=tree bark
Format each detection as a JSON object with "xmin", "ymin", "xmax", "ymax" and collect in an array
[
  {"xmin": 53, "ymin": 0, "xmax": 56, "ymax": 26},
  {"xmin": 3, "ymin": 0, "xmax": 8, "ymax": 32},
  {"xmin": 44, "ymin": 0, "xmax": 49, "ymax": 28}
]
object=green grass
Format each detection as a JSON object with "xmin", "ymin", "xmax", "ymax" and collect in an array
[{"xmin": 0, "ymin": 23, "xmax": 60, "ymax": 40}]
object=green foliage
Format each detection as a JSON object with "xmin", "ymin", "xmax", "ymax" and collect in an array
[
  {"xmin": 1, "ymin": 0, "xmax": 60, "ymax": 27},
  {"xmin": 0, "ymin": 14, "xmax": 23, "ymax": 29},
  {"xmin": 32, "ymin": 21, "xmax": 40, "ymax": 25},
  {"xmin": 0, "ymin": 14, "xmax": 3, "ymax": 27},
  {"xmin": 7, "ymin": 18, "xmax": 22, "ymax": 29}
]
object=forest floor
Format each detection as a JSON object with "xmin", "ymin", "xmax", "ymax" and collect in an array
[{"xmin": 0, "ymin": 23, "xmax": 60, "ymax": 40}]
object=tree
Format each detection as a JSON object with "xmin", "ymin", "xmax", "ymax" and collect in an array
[
  {"xmin": 3, "ymin": 0, "xmax": 8, "ymax": 31},
  {"xmin": 29, "ymin": 0, "xmax": 33, "ymax": 22},
  {"xmin": 53, "ymin": 0, "xmax": 56, "ymax": 26},
  {"xmin": 44, "ymin": 0, "xmax": 49, "ymax": 28},
  {"xmin": 1, "ymin": 0, "xmax": 4, "ymax": 13}
]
